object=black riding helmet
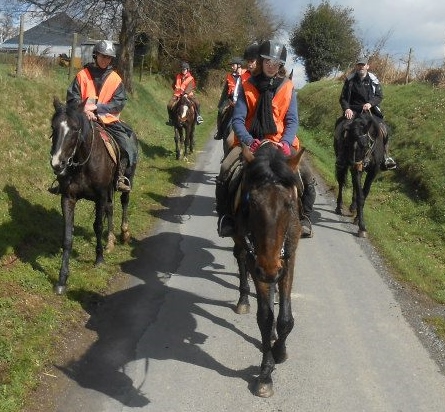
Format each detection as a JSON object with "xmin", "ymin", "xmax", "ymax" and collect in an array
[
  {"xmin": 229, "ymin": 57, "xmax": 244, "ymax": 65},
  {"xmin": 243, "ymin": 42, "xmax": 259, "ymax": 61},
  {"xmin": 259, "ymin": 40, "xmax": 287, "ymax": 64},
  {"xmin": 93, "ymin": 40, "xmax": 116, "ymax": 58},
  {"xmin": 181, "ymin": 62, "xmax": 190, "ymax": 70}
]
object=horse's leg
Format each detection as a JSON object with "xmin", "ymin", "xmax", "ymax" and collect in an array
[
  {"xmin": 351, "ymin": 169, "xmax": 366, "ymax": 236},
  {"xmin": 55, "ymin": 196, "xmax": 76, "ymax": 295},
  {"xmin": 120, "ymin": 191, "xmax": 131, "ymax": 243},
  {"xmin": 189, "ymin": 125, "xmax": 195, "ymax": 154},
  {"xmin": 105, "ymin": 189, "xmax": 116, "ymax": 251},
  {"xmin": 174, "ymin": 128, "xmax": 180, "ymax": 160},
  {"xmin": 335, "ymin": 164, "xmax": 347, "ymax": 215},
  {"xmin": 272, "ymin": 260, "xmax": 295, "ymax": 364},
  {"xmin": 233, "ymin": 244, "xmax": 250, "ymax": 314},
  {"xmin": 93, "ymin": 197, "xmax": 106, "ymax": 266},
  {"xmin": 254, "ymin": 281, "xmax": 276, "ymax": 398},
  {"xmin": 184, "ymin": 127, "xmax": 190, "ymax": 158}
]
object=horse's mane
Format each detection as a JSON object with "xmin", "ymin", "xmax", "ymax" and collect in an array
[{"xmin": 245, "ymin": 143, "xmax": 298, "ymax": 188}]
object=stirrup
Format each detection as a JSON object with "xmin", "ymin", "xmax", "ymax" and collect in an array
[
  {"xmin": 196, "ymin": 115, "xmax": 204, "ymax": 125},
  {"xmin": 384, "ymin": 157, "xmax": 397, "ymax": 170}
]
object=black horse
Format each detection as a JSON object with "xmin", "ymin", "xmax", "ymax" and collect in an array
[
  {"xmin": 173, "ymin": 94, "xmax": 195, "ymax": 160},
  {"xmin": 50, "ymin": 97, "xmax": 137, "ymax": 294},
  {"xmin": 231, "ymin": 142, "xmax": 304, "ymax": 397},
  {"xmin": 334, "ymin": 112, "xmax": 386, "ymax": 237}
]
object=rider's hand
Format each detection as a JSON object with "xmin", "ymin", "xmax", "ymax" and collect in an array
[
  {"xmin": 279, "ymin": 141, "xmax": 291, "ymax": 156},
  {"xmin": 344, "ymin": 108, "xmax": 354, "ymax": 120},
  {"xmin": 363, "ymin": 103, "xmax": 372, "ymax": 111},
  {"xmin": 85, "ymin": 110, "xmax": 97, "ymax": 121},
  {"xmin": 249, "ymin": 139, "xmax": 261, "ymax": 153}
]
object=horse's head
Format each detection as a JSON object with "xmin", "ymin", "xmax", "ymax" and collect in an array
[
  {"xmin": 50, "ymin": 97, "xmax": 89, "ymax": 176},
  {"xmin": 240, "ymin": 143, "xmax": 304, "ymax": 283},
  {"xmin": 345, "ymin": 113, "xmax": 383, "ymax": 168},
  {"xmin": 175, "ymin": 95, "xmax": 195, "ymax": 125}
]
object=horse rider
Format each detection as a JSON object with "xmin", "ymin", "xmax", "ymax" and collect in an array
[
  {"xmin": 215, "ymin": 56, "xmax": 244, "ymax": 140},
  {"xmin": 49, "ymin": 39, "xmax": 138, "ymax": 194},
  {"xmin": 338, "ymin": 55, "xmax": 397, "ymax": 170},
  {"xmin": 215, "ymin": 39, "xmax": 316, "ymax": 238},
  {"xmin": 166, "ymin": 61, "xmax": 204, "ymax": 126}
]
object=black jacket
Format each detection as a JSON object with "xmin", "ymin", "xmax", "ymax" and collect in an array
[{"xmin": 340, "ymin": 71, "xmax": 383, "ymax": 116}]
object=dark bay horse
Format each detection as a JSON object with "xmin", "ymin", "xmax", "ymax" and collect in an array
[
  {"xmin": 50, "ymin": 97, "xmax": 137, "ymax": 294},
  {"xmin": 231, "ymin": 142, "xmax": 304, "ymax": 397},
  {"xmin": 173, "ymin": 94, "xmax": 195, "ymax": 160},
  {"xmin": 334, "ymin": 112, "xmax": 386, "ymax": 237}
]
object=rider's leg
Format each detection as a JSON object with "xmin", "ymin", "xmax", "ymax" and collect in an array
[{"xmin": 215, "ymin": 146, "xmax": 241, "ymax": 237}]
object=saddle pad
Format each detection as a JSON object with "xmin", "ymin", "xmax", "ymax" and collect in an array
[{"xmin": 98, "ymin": 128, "xmax": 117, "ymax": 164}]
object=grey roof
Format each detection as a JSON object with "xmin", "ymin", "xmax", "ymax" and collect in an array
[{"xmin": 2, "ymin": 13, "xmax": 93, "ymax": 47}]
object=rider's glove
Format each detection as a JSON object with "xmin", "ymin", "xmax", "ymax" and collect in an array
[{"xmin": 249, "ymin": 139, "xmax": 261, "ymax": 153}]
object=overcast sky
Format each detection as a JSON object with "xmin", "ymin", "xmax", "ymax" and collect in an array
[{"xmin": 266, "ymin": 0, "xmax": 445, "ymax": 87}]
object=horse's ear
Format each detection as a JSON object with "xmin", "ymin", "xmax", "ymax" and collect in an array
[
  {"xmin": 79, "ymin": 98, "xmax": 88, "ymax": 112},
  {"xmin": 287, "ymin": 147, "xmax": 305, "ymax": 172},
  {"xmin": 289, "ymin": 69, "xmax": 294, "ymax": 80},
  {"xmin": 242, "ymin": 144, "xmax": 255, "ymax": 163},
  {"xmin": 53, "ymin": 96, "xmax": 63, "ymax": 111}
]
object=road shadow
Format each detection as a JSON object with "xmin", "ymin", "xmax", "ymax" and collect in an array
[{"xmin": 55, "ymin": 227, "xmax": 259, "ymax": 407}]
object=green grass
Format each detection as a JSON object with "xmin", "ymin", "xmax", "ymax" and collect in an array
[{"xmin": 0, "ymin": 62, "xmax": 218, "ymax": 411}]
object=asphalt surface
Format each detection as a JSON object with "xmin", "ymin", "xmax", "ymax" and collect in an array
[{"xmin": 49, "ymin": 137, "xmax": 445, "ymax": 412}]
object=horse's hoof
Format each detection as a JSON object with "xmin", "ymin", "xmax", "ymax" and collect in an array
[
  {"xmin": 358, "ymin": 230, "xmax": 367, "ymax": 238},
  {"xmin": 94, "ymin": 257, "xmax": 105, "ymax": 266},
  {"xmin": 121, "ymin": 231, "xmax": 130, "ymax": 244},
  {"xmin": 335, "ymin": 207, "xmax": 342, "ymax": 215},
  {"xmin": 255, "ymin": 381, "xmax": 274, "ymax": 398},
  {"xmin": 235, "ymin": 303, "xmax": 250, "ymax": 315},
  {"xmin": 54, "ymin": 284, "xmax": 67, "ymax": 295}
]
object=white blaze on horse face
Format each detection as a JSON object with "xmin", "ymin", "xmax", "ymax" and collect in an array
[
  {"xmin": 179, "ymin": 105, "xmax": 189, "ymax": 119},
  {"xmin": 51, "ymin": 120, "xmax": 70, "ymax": 169}
]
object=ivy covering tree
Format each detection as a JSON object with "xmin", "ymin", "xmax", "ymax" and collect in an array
[{"xmin": 289, "ymin": 1, "xmax": 361, "ymax": 82}]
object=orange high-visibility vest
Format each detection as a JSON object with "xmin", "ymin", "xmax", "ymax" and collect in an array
[
  {"xmin": 76, "ymin": 69, "xmax": 122, "ymax": 124},
  {"xmin": 173, "ymin": 72, "xmax": 195, "ymax": 97},
  {"xmin": 234, "ymin": 77, "xmax": 300, "ymax": 150}
]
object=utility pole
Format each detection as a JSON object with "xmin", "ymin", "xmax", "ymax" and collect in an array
[
  {"xmin": 16, "ymin": 14, "xmax": 24, "ymax": 77},
  {"xmin": 69, "ymin": 33, "xmax": 77, "ymax": 79},
  {"xmin": 405, "ymin": 48, "xmax": 412, "ymax": 84}
]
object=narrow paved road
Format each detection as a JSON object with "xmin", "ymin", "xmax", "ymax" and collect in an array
[{"xmin": 48, "ymin": 137, "xmax": 445, "ymax": 412}]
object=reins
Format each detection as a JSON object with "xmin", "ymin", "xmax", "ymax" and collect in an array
[{"xmin": 65, "ymin": 119, "xmax": 96, "ymax": 168}]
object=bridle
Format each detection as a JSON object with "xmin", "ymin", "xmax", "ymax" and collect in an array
[
  {"xmin": 51, "ymin": 118, "xmax": 96, "ymax": 173},
  {"xmin": 243, "ymin": 184, "xmax": 299, "ymax": 284}
]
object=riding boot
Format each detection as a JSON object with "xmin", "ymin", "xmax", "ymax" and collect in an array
[
  {"xmin": 382, "ymin": 143, "xmax": 397, "ymax": 170},
  {"xmin": 300, "ymin": 180, "xmax": 316, "ymax": 238},
  {"xmin": 195, "ymin": 103, "xmax": 204, "ymax": 124},
  {"xmin": 48, "ymin": 179, "xmax": 60, "ymax": 195},
  {"xmin": 215, "ymin": 179, "xmax": 234, "ymax": 237},
  {"xmin": 117, "ymin": 157, "xmax": 131, "ymax": 192}
]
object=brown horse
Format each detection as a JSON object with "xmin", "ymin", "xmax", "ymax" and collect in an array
[
  {"xmin": 231, "ymin": 142, "xmax": 304, "ymax": 397},
  {"xmin": 50, "ymin": 97, "xmax": 137, "ymax": 294},
  {"xmin": 334, "ymin": 112, "xmax": 386, "ymax": 237},
  {"xmin": 173, "ymin": 94, "xmax": 195, "ymax": 160}
]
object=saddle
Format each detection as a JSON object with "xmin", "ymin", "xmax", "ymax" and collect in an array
[{"xmin": 96, "ymin": 125, "xmax": 119, "ymax": 164}]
